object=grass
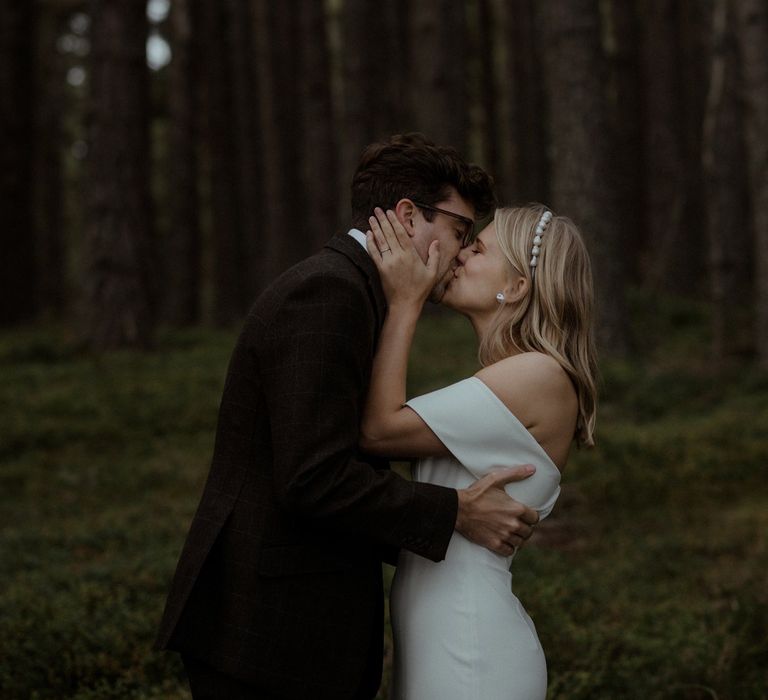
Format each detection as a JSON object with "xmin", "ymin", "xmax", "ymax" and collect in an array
[{"xmin": 1, "ymin": 297, "xmax": 767, "ymax": 699}]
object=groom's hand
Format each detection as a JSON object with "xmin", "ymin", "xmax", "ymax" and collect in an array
[{"xmin": 455, "ymin": 466, "xmax": 540, "ymax": 556}]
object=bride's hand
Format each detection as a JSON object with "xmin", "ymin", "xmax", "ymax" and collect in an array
[{"xmin": 366, "ymin": 208, "xmax": 440, "ymax": 309}]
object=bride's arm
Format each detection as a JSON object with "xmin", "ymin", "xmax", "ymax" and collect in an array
[{"xmin": 359, "ymin": 210, "xmax": 452, "ymax": 459}]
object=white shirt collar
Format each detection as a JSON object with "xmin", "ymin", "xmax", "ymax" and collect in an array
[{"xmin": 347, "ymin": 228, "xmax": 369, "ymax": 253}]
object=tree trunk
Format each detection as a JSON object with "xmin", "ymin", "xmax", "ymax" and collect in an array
[
  {"xmin": 298, "ymin": 0, "xmax": 339, "ymax": 249},
  {"xmin": 339, "ymin": 0, "xmax": 405, "ymax": 198},
  {"xmin": 732, "ymin": 0, "xmax": 768, "ymax": 368},
  {"xmin": 408, "ymin": 0, "xmax": 469, "ymax": 153},
  {"xmin": 199, "ymin": 1, "xmax": 246, "ymax": 325},
  {"xmin": 703, "ymin": 0, "xmax": 750, "ymax": 362},
  {"xmin": 34, "ymin": 4, "xmax": 68, "ymax": 317},
  {"xmin": 678, "ymin": 0, "xmax": 711, "ymax": 298},
  {"xmin": 253, "ymin": 0, "xmax": 308, "ymax": 277},
  {"xmin": 84, "ymin": 0, "xmax": 154, "ymax": 349},
  {"xmin": 604, "ymin": 0, "xmax": 645, "ymax": 282},
  {"xmin": 164, "ymin": 0, "xmax": 201, "ymax": 325},
  {"xmin": 0, "ymin": 1, "xmax": 36, "ymax": 325},
  {"xmin": 538, "ymin": 0, "xmax": 629, "ymax": 354},
  {"xmin": 509, "ymin": 0, "xmax": 549, "ymax": 204},
  {"xmin": 639, "ymin": 0, "xmax": 693, "ymax": 294},
  {"xmin": 474, "ymin": 0, "xmax": 517, "ymax": 203},
  {"xmin": 227, "ymin": 0, "xmax": 265, "ymax": 303}
]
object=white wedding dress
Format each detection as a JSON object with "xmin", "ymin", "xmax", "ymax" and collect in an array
[{"xmin": 390, "ymin": 377, "xmax": 562, "ymax": 700}]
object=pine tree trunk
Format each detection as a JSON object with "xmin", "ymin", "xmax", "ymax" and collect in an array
[
  {"xmin": 164, "ymin": 0, "xmax": 201, "ymax": 325},
  {"xmin": 298, "ymin": 0, "xmax": 339, "ymax": 249},
  {"xmin": 199, "ymin": 1, "xmax": 246, "ymax": 325},
  {"xmin": 639, "ymin": 0, "xmax": 693, "ymax": 294},
  {"xmin": 703, "ymin": 0, "xmax": 751, "ymax": 362},
  {"xmin": 538, "ymin": 0, "xmax": 629, "ymax": 354},
  {"xmin": 408, "ymin": 0, "xmax": 469, "ymax": 152},
  {"xmin": 509, "ymin": 0, "xmax": 548, "ymax": 204},
  {"xmin": 604, "ymin": 0, "xmax": 645, "ymax": 282},
  {"xmin": 475, "ymin": 0, "xmax": 517, "ymax": 203},
  {"xmin": 227, "ymin": 0, "xmax": 265, "ymax": 303},
  {"xmin": 84, "ymin": 0, "xmax": 154, "ymax": 349},
  {"xmin": 732, "ymin": 0, "xmax": 768, "ymax": 368},
  {"xmin": 33, "ymin": 5, "xmax": 68, "ymax": 317},
  {"xmin": 678, "ymin": 0, "xmax": 711, "ymax": 297},
  {"xmin": 253, "ymin": 0, "xmax": 307, "ymax": 277},
  {"xmin": 0, "ymin": 1, "xmax": 36, "ymax": 325},
  {"xmin": 339, "ymin": 0, "xmax": 404, "ymax": 196}
]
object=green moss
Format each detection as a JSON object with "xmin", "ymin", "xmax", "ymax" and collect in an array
[{"xmin": 1, "ymin": 313, "xmax": 766, "ymax": 699}]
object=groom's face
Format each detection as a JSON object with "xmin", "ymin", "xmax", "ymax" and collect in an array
[{"xmin": 406, "ymin": 189, "xmax": 475, "ymax": 303}]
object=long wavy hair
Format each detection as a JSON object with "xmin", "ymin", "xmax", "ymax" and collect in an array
[{"xmin": 479, "ymin": 205, "xmax": 598, "ymax": 447}]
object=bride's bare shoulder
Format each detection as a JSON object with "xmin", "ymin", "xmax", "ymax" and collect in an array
[
  {"xmin": 476, "ymin": 351, "xmax": 570, "ymax": 389},
  {"xmin": 474, "ymin": 352, "xmax": 576, "ymax": 423}
]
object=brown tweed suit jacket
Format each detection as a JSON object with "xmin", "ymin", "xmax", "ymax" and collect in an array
[{"xmin": 155, "ymin": 233, "xmax": 458, "ymax": 699}]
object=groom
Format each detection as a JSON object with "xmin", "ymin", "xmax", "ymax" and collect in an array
[{"xmin": 155, "ymin": 134, "xmax": 540, "ymax": 699}]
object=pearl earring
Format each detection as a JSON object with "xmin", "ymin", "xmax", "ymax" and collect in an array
[{"xmin": 495, "ymin": 292, "xmax": 505, "ymax": 303}]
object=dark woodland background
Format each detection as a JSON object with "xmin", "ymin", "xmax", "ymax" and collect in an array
[
  {"xmin": 1, "ymin": 0, "xmax": 767, "ymax": 361},
  {"xmin": 1, "ymin": 1, "xmax": 767, "ymax": 699}
]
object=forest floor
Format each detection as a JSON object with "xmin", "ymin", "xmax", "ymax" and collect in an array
[{"xmin": 1, "ymin": 294, "xmax": 767, "ymax": 699}]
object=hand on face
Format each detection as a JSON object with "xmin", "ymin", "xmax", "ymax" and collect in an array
[{"xmin": 366, "ymin": 208, "xmax": 441, "ymax": 309}]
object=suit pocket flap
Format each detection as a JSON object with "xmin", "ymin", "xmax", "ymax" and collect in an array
[{"xmin": 257, "ymin": 543, "xmax": 357, "ymax": 577}]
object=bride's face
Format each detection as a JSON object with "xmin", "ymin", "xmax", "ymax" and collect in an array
[{"xmin": 442, "ymin": 222, "xmax": 517, "ymax": 314}]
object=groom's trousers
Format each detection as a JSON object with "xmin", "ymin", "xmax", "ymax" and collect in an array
[
  {"xmin": 182, "ymin": 654, "xmax": 377, "ymax": 699},
  {"xmin": 182, "ymin": 655, "xmax": 280, "ymax": 699}
]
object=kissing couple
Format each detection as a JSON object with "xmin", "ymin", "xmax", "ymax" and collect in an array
[{"xmin": 156, "ymin": 133, "xmax": 597, "ymax": 699}]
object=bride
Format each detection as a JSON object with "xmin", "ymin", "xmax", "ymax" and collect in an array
[{"xmin": 360, "ymin": 204, "xmax": 597, "ymax": 699}]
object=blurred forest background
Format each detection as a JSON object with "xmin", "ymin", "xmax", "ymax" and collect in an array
[
  {"xmin": 2, "ymin": 0, "xmax": 767, "ymax": 359},
  {"xmin": 1, "ymin": 0, "xmax": 767, "ymax": 699}
]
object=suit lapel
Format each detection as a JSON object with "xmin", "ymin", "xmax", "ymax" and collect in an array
[{"xmin": 325, "ymin": 233, "xmax": 387, "ymax": 330}]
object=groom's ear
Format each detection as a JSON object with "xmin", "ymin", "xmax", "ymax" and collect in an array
[{"xmin": 394, "ymin": 199, "xmax": 417, "ymax": 237}]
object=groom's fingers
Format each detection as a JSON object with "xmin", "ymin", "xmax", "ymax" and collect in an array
[
  {"xmin": 488, "ymin": 464, "xmax": 536, "ymax": 485},
  {"xmin": 485, "ymin": 466, "xmax": 540, "ymax": 527}
]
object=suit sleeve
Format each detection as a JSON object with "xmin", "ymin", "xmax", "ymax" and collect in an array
[{"xmin": 254, "ymin": 270, "xmax": 457, "ymax": 562}]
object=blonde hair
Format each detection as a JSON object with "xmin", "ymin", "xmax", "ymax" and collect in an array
[{"xmin": 479, "ymin": 205, "xmax": 598, "ymax": 447}]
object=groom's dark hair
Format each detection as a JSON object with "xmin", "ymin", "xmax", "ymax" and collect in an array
[{"xmin": 350, "ymin": 133, "xmax": 496, "ymax": 230}]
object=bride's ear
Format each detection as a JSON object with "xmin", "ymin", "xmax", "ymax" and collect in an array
[
  {"xmin": 504, "ymin": 274, "xmax": 529, "ymax": 303},
  {"xmin": 394, "ymin": 199, "xmax": 417, "ymax": 237}
]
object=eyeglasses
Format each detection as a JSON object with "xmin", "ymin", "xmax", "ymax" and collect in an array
[{"xmin": 411, "ymin": 200, "xmax": 476, "ymax": 247}]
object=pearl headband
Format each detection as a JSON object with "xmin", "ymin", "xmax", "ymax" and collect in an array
[{"xmin": 530, "ymin": 210, "xmax": 553, "ymax": 279}]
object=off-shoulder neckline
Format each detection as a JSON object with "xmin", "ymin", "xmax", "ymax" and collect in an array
[{"xmin": 465, "ymin": 376, "xmax": 561, "ymax": 474}]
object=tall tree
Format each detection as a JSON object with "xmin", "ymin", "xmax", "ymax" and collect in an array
[
  {"xmin": 198, "ymin": 1, "xmax": 247, "ymax": 324},
  {"xmin": 298, "ymin": 0, "xmax": 339, "ymax": 249},
  {"xmin": 253, "ymin": 0, "xmax": 308, "ymax": 277},
  {"xmin": 508, "ymin": 0, "xmax": 549, "ymax": 204},
  {"xmin": 84, "ymin": 0, "xmax": 154, "ymax": 349},
  {"xmin": 702, "ymin": 0, "xmax": 750, "ymax": 361},
  {"xmin": 732, "ymin": 0, "xmax": 768, "ymax": 368},
  {"xmin": 226, "ymin": 0, "xmax": 265, "ymax": 303},
  {"xmin": 604, "ymin": 0, "xmax": 645, "ymax": 282},
  {"xmin": 474, "ymin": 0, "xmax": 517, "ymax": 203},
  {"xmin": 408, "ymin": 0, "xmax": 469, "ymax": 153},
  {"xmin": 33, "ymin": 4, "xmax": 69, "ymax": 317},
  {"xmin": 339, "ymin": 0, "xmax": 406, "ymax": 197},
  {"xmin": 0, "ymin": 1, "xmax": 36, "ymax": 324},
  {"xmin": 639, "ymin": 1, "xmax": 695, "ymax": 294},
  {"xmin": 164, "ymin": 0, "xmax": 201, "ymax": 325},
  {"xmin": 538, "ymin": 0, "xmax": 629, "ymax": 354},
  {"xmin": 677, "ymin": 1, "xmax": 711, "ymax": 299}
]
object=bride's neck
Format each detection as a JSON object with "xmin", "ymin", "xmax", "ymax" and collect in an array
[
  {"xmin": 466, "ymin": 310, "xmax": 495, "ymax": 345},
  {"xmin": 465, "ymin": 309, "xmax": 524, "ymax": 360}
]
